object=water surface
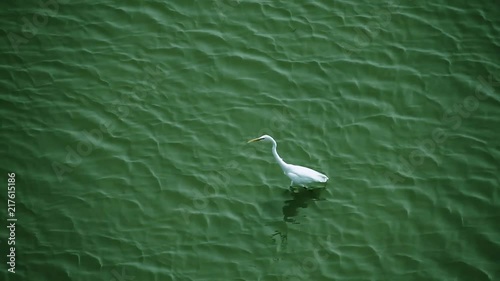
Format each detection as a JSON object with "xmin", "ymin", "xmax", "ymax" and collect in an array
[{"xmin": 0, "ymin": 0, "xmax": 499, "ymax": 280}]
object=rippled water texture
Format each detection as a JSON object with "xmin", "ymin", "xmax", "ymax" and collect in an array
[{"xmin": 0, "ymin": 0, "xmax": 499, "ymax": 280}]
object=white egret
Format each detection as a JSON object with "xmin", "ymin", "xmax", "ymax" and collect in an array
[{"xmin": 247, "ymin": 135, "xmax": 328, "ymax": 188}]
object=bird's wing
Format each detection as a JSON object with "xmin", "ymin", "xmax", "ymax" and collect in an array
[{"xmin": 289, "ymin": 164, "xmax": 327, "ymax": 182}]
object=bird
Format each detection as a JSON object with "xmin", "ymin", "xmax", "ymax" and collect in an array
[{"xmin": 247, "ymin": 134, "xmax": 328, "ymax": 188}]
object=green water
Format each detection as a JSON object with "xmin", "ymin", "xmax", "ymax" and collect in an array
[{"xmin": 1, "ymin": 1, "xmax": 499, "ymax": 280}]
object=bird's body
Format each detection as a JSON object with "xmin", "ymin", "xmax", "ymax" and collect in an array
[
  {"xmin": 284, "ymin": 164, "xmax": 328, "ymax": 186},
  {"xmin": 247, "ymin": 135, "xmax": 328, "ymax": 188}
]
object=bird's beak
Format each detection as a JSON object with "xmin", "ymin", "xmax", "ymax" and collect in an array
[{"xmin": 247, "ymin": 137, "xmax": 263, "ymax": 143}]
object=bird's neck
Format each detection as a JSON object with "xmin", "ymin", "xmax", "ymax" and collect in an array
[{"xmin": 271, "ymin": 139, "xmax": 287, "ymax": 170}]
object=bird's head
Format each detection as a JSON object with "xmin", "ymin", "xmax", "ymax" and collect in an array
[{"xmin": 247, "ymin": 134, "xmax": 272, "ymax": 143}]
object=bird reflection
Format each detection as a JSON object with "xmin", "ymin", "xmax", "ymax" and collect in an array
[
  {"xmin": 282, "ymin": 187, "xmax": 323, "ymax": 223},
  {"xmin": 270, "ymin": 227, "xmax": 288, "ymax": 261}
]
